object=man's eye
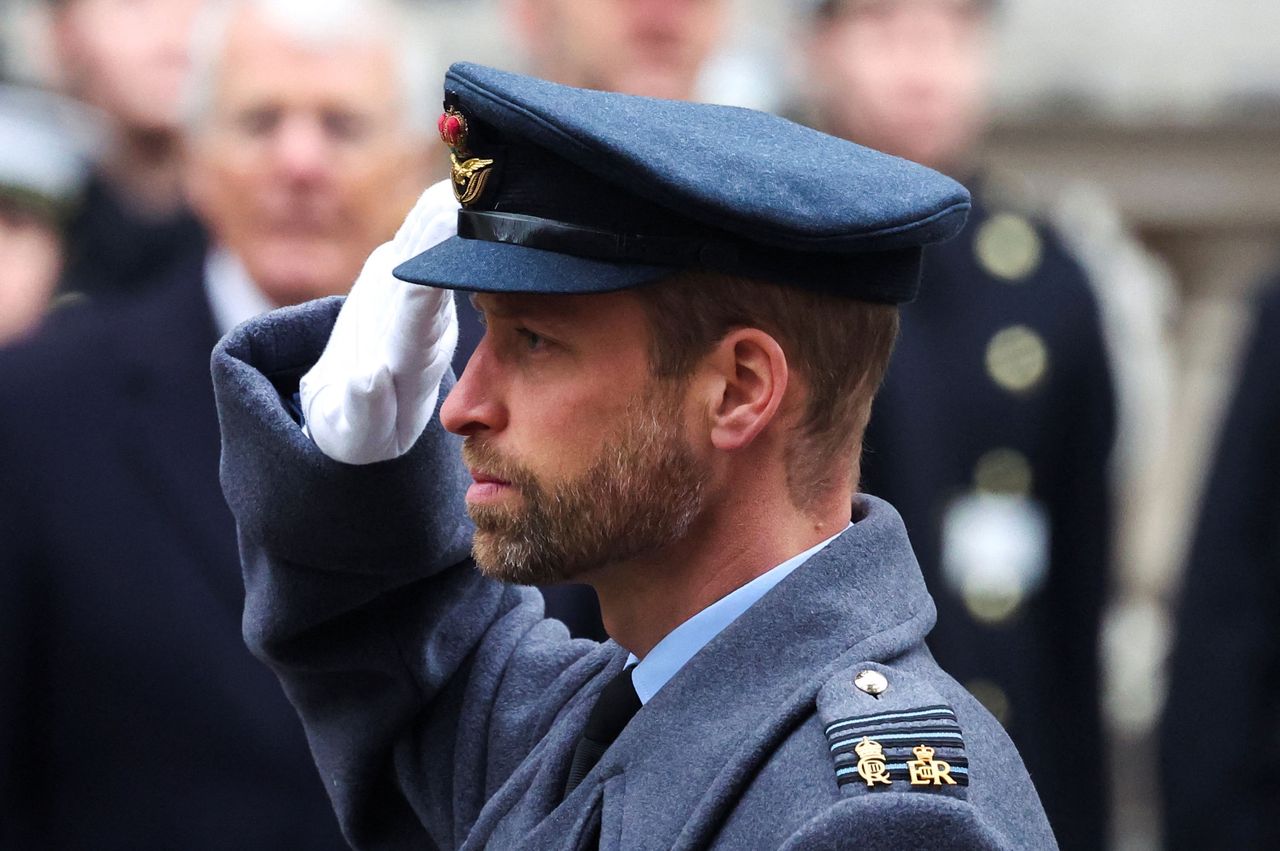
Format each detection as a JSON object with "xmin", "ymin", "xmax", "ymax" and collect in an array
[
  {"xmin": 235, "ymin": 107, "xmax": 279, "ymax": 138},
  {"xmin": 516, "ymin": 328, "xmax": 545, "ymax": 351},
  {"xmin": 322, "ymin": 110, "xmax": 371, "ymax": 143}
]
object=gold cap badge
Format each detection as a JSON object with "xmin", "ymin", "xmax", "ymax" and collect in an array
[{"xmin": 438, "ymin": 106, "xmax": 494, "ymax": 207}]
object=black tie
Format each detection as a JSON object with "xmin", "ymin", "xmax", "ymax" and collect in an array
[{"xmin": 563, "ymin": 665, "xmax": 641, "ymax": 797}]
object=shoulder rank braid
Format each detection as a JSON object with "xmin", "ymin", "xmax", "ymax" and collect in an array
[{"xmin": 825, "ymin": 704, "xmax": 970, "ymax": 789}]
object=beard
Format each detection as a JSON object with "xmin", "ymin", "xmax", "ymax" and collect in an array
[{"xmin": 461, "ymin": 385, "xmax": 709, "ymax": 585}]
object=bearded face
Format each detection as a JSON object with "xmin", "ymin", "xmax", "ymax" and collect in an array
[{"xmin": 462, "ymin": 382, "xmax": 709, "ymax": 585}]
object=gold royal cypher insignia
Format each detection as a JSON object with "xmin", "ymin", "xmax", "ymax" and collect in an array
[
  {"xmin": 908, "ymin": 745, "xmax": 957, "ymax": 786},
  {"xmin": 855, "ymin": 737, "xmax": 893, "ymax": 787}
]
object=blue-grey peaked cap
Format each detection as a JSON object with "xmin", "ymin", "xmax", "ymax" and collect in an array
[{"xmin": 393, "ymin": 62, "xmax": 971, "ymax": 303}]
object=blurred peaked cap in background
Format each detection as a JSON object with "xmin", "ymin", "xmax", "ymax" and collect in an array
[
  {"xmin": 394, "ymin": 62, "xmax": 971, "ymax": 304},
  {"xmin": 0, "ymin": 84, "xmax": 100, "ymax": 221}
]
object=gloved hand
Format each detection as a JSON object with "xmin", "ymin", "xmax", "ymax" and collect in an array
[{"xmin": 300, "ymin": 179, "xmax": 460, "ymax": 465}]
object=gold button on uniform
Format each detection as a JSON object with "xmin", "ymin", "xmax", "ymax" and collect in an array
[
  {"xmin": 986, "ymin": 325, "xmax": 1049, "ymax": 394},
  {"xmin": 854, "ymin": 669, "xmax": 889, "ymax": 696},
  {"xmin": 963, "ymin": 582, "xmax": 1025, "ymax": 625},
  {"xmin": 975, "ymin": 213, "xmax": 1043, "ymax": 282},
  {"xmin": 974, "ymin": 448, "xmax": 1034, "ymax": 497}
]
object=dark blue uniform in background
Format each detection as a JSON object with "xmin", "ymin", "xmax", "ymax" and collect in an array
[
  {"xmin": 1160, "ymin": 274, "xmax": 1280, "ymax": 851},
  {"xmin": 861, "ymin": 191, "xmax": 1116, "ymax": 850},
  {"xmin": 0, "ymin": 260, "xmax": 346, "ymax": 849}
]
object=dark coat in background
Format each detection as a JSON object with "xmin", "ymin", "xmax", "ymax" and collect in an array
[
  {"xmin": 861, "ymin": 195, "xmax": 1116, "ymax": 850},
  {"xmin": 0, "ymin": 258, "xmax": 346, "ymax": 849},
  {"xmin": 59, "ymin": 174, "xmax": 208, "ymax": 300},
  {"xmin": 1160, "ymin": 278, "xmax": 1280, "ymax": 851}
]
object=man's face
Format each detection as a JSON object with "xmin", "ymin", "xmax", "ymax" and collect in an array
[
  {"xmin": 440, "ymin": 290, "xmax": 711, "ymax": 584},
  {"xmin": 810, "ymin": 0, "xmax": 993, "ymax": 172},
  {"xmin": 54, "ymin": 0, "xmax": 206, "ymax": 134},
  {"xmin": 0, "ymin": 206, "xmax": 63, "ymax": 346},
  {"xmin": 511, "ymin": 0, "xmax": 728, "ymax": 100},
  {"xmin": 184, "ymin": 7, "xmax": 432, "ymax": 305}
]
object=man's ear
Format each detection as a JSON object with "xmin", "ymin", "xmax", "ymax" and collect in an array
[{"xmin": 703, "ymin": 328, "xmax": 789, "ymax": 452}]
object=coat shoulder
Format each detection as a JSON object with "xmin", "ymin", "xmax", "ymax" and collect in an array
[
  {"xmin": 779, "ymin": 792, "xmax": 1022, "ymax": 850},
  {"xmin": 806, "ymin": 657, "xmax": 1058, "ymax": 849}
]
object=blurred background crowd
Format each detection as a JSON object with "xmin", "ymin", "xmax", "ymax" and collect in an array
[{"xmin": 0, "ymin": 1, "xmax": 1276, "ymax": 849}]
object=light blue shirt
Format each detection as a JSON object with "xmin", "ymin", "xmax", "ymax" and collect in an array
[{"xmin": 627, "ymin": 526, "xmax": 850, "ymax": 704}]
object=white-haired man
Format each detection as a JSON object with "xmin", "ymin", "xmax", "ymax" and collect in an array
[{"xmin": 0, "ymin": 1, "xmax": 434, "ymax": 846}]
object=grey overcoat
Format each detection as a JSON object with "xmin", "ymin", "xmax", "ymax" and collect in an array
[{"xmin": 212, "ymin": 298, "xmax": 1058, "ymax": 850}]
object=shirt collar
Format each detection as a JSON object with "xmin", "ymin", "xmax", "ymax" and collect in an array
[
  {"xmin": 203, "ymin": 247, "xmax": 275, "ymax": 337},
  {"xmin": 626, "ymin": 525, "xmax": 850, "ymax": 705}
]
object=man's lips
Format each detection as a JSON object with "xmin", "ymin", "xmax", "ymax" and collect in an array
[{"xmin": 466, "ymin": 470, "xmax": 514, "ymax": 503}]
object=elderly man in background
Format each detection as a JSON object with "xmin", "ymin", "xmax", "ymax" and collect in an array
[
  {"xmin": 803, "ymin": 2, "xmax": 1116, "ymax": 848},
  {"xmin": 0, "ymin": 82, "xmax": 92, "ymax": 346},
  {"xmin": 0, "ymin": 1, "xmax": 434, "ymax": 846},
  {"xmin": 43, "ymin": 0, "xmax": 211, "ymax": 297}
]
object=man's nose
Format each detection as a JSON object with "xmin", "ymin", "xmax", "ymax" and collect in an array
[
  {"xmin": 440, "ymin": 342, "xmax": 507, "ymax": 437},
  {"xmin": 271, "ymin": 116, "xmax": 330, "ymax": 182}
]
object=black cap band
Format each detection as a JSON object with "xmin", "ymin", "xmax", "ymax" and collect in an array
[
  {"xmin": 458, "ymin": 210, "xmax": 742, "ymax": 268},
  {"xmin": 455, "ymin": 209, "xmax": 922, "ymax": 303}
]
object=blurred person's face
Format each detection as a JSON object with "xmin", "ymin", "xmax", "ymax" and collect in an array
[
  {"xmin": 0, "ymin": 206, "xmax": 63, "ymax": 346},
  {"xmin": 184, "ymin": 6, "xmax": 433, "ymax": 306},
  {"xmin": 53, "ymin": 0, "xmax": 206, "ymax": 134},
  {"xmin": 508, "ymin": 0, "xmax": 728, "ymax": 100},
  {"xmin": 809, "ymin": 0, "xmax": 993, "ymax": 173}
]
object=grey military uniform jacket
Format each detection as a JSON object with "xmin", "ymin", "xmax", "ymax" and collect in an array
[{"xmin": 212, "ymin": 299, "xmax": 1057, "ymax": 850}]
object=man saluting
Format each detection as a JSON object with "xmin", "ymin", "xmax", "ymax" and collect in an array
[{"xmin": 214, "ymin": 63, "xmax": 1057, "ymax": 849}]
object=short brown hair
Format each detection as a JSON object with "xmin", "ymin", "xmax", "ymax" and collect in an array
[{"xmin": 634, "ymin": 271, "xmax": 898, "ymax": 510}]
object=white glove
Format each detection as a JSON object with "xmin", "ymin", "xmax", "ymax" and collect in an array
[{"xmin": 300, "ymin": 179, "xmax": 460, "ymax": 465}]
